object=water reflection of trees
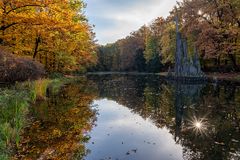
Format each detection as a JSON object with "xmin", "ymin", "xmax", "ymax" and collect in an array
[
  {"xmin": 14, "ymin": 79, "xmax": 98, "ymax": 160},
  {"xmin": 89, "ymin": 75, "xmax": 240, "ymax": 160}
]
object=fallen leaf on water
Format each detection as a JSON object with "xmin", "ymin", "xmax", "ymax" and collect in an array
[{"xmin": 214, "ymin": 141, "xmax": 225, "ymax": 145}]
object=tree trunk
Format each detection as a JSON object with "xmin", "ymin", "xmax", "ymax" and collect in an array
[
  {"xmin": 45, "ymin": 52, "xmax": 48, "ymax": 70},
  {"xmin": 228, "ymin": 53, "xmax": 239, "ymax": 71},
  {"xmin": 33, "ymin": 36, "xmax": 41, "ymax": 59}
]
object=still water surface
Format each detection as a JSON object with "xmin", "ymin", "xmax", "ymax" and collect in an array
[
  {"xmin": 15, "ymin": 75, "xmax": 240, "ymax": 160},
  {"xmin": 86, "ymin": 99, "xmax": 183, "ymax": 160}
]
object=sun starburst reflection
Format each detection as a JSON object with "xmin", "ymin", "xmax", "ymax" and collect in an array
[
  {"xmin": 195, "ymin": 121, "xmax": 202, "ymax": 128},
  {"xmin": 187, "ymin": 116, "xmax": 209, "ymax": 136}
]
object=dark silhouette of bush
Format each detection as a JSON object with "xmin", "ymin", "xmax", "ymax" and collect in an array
[{"xmin": 0, "ymin": 47, "xmax": 45, "ymax": 83}]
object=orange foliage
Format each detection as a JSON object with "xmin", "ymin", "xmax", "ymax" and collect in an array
[
  {"xmin": 13, "ymin": 81, "xmax": 98, "ymax": 159},
  {"xmin": 0, "ymin": 0, "xmax": 96, "ymax": 73}
]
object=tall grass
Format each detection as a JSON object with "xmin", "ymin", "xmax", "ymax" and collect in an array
[
  {"xmin": 0, "ymin": 90, "xmax": 29, "ymax": 158},
  {"xmin": 31, "ymin": 79, "xmax": 51, "ymax": 101},
  {"xmin": 0, "ymin": 79, "xmax": 53, "ymax": 159},
  {"xmin": 0, "ymin": 78, "xmax": 72, "ymax": 159}
]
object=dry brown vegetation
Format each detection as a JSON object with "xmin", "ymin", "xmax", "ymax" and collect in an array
[{"xmin": 0, "ymin": 47, "xmax": 45, "ymax": 83}]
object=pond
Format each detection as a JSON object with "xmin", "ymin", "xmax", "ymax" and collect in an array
[{"xmin": 15, "ymin": 74, "xmax": 240, "ymax": 160}]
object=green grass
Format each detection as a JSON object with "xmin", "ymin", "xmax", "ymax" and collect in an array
[
  {"xmin": 0, "ymin": 89, "xmax": 29, "ymax": 158},
  {"xmin": 0, "ymin": 77, "xmax": 74, "ymax": 159}
]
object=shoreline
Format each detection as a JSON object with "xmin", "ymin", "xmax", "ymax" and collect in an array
[{"xmin": 86, "ymin": 71, "xmax": 240, "ymax": 81}]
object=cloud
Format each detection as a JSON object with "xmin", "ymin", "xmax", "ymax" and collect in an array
[{"xmin": 84, "ymin": 0, "xmax": 182, "ymax": 44}]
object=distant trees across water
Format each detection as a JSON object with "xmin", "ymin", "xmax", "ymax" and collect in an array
[{"xmin": 92, "ymin": 0, "xmax": 240, "ymax": 73}]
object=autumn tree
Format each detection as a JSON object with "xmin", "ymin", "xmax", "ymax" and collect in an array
[
  {"xmin": 146, "ymin": 18, "xmax": 170, "ymax": 72},
  {"xmin": 134, "ymin": 48, "xmax": 146, "ymax": 72},
  {"xmin": 178, "ymin": 0, "xmax": 240, "ymax": 71},
  {"xmin": 94, "ymin": 0, "xmax": 240, "ymax": 72},
  {"xmin": 0, "ymin": 0, "xmax": 96, "ymax": 73}
]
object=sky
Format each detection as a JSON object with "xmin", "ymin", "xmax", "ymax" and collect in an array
[{"xmin": 84, "ymin": 0, "xmax": 181, "ymax": 45}]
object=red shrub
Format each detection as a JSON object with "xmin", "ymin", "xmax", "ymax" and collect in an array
[{"xmin": 0, "ymin": 47, "xmax": 45, "ymax": 83}]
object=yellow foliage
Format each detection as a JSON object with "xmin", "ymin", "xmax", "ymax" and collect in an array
[
  {"xmin": 0, "ymin": 0, "xmax": 96, "ymax": 72},
  {"xmin": 13, "ymin": 80, "xmax": 98, "ymax": 159}
]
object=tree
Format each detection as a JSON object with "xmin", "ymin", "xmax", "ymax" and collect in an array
[
  {"xmin": 134, "ymin": 48, "xmax": 146, "ymax": 72},
  {"xmin": 178, "ymin": 0, "xmax": 240, "ymax": 71},
  {"xmin": 94, "ymin": 25, "xmax": 148, "ymax": 72},
  {"xmin": 94, "ymin": 0, "xmax": 240, "ymax": 72},
  {"xmin": 0, "ymin": 0, "xmax": 96, "ymax": 73},
  {"xmin": 144, "ymin": 33, "xmax": 163, "ymax": 72},
  {"xmin": 158, "ymin": 17, "xmax": 175, "ymax": 65}
]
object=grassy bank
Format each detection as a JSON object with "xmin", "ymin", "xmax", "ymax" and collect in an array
[{"xmin": 0, "ymin": 78, "xmax": 72, "ymax": 159}]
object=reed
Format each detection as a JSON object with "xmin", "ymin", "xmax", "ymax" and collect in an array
[
  {"xmin": 0, "ymin": 90, "xmax": 29, "ymax": 158},
  {"xmin": 0, "ymin": 77, "xmax": 72, "ymax": 159}
]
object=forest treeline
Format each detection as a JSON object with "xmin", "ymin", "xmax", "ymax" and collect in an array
[
  {"xmin": 0, "ymin": 0, "xmax": 96, "ymax": 75},
  {"xmin": 92, "ymin": 0, "xmax": 240, "ymax": 73}
]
